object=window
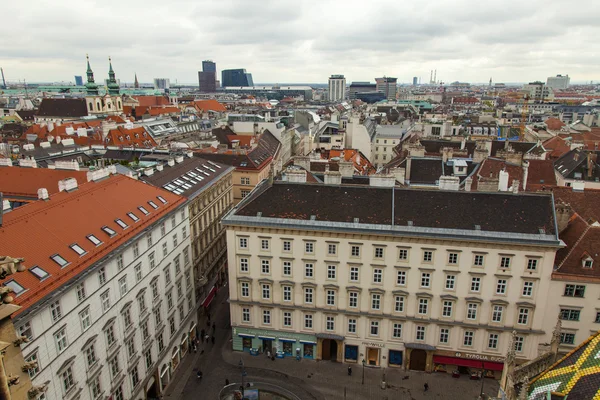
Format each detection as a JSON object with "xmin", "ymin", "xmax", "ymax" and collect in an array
[
  {"xmin": 50, "ymin": 254, "xmax": 69, "ymax": 268},
  {"xmin": 154, "ymin": 308, "xmax": 162, "ymax": 326},
  {"xmin": 115, "ymin": 219, "xmax": 128, "ymax": 229},
  {"xmin": 141, "ymin": 320, "xmax": 150, "ymax": 342},
  {"xmin": 374, "ymin": 247, "xmax": 384, "ymax": 259},
  {"xmin": 241, "ymin": 282, "xmax": 249, "ymax": 297},
  {"xmin": 305, "ymin": 263, "xmax": 314, "ymax": 278},
  {"xmin": 396, "ymin": 270, "xmax": 407, "ymax": 286},
  {"xmin": 595, "ymin": 312, "xmax": 600, "ymax": 323},
  {"xmin": 439, "ymin": 328, "xmax": 449, "ymax": 344},
  {"xmin": 242, "ymin": 308, "xmax": 250, "ymax": 323},
  {"xmin": 463, "ymin": 331, "xmax": 474, "ymax": 346},
  {"xmin": 109, "ymin": 356, "xmax": 120, "ymax": 379},
  {"xmin": 157, "ymin": 332, "xmax": 165, "ymax": 352},
  {"xmin": 470, "ymin": 277, "xmax": 481, "ymax": 292},
  {"xmin": 149, "ymin": 252, "xmax": 156, "ymax": 269},
  {"xmin": 395, "ymin": 296, "xmax": 405, "ymax": 312},
  {"xmin": 261, "ymin": 239, "xmax": 269, "ymax": 250},
  {"xmin": 138, "ymin": 293, "xmax": 147, "ymax": 314},
  {"xmin": 416, "ymin": 326, "xmax": 426, "ymax": 341},
  {"xmin": 138, "ymin": 206, "xmax": 150, "ymax": 216},
  {"xmin": 448, "ymin": 252, "xmax": 458, "ymax": 264},
  {"xmin": 327, "ymin": 265, "xmax": 336, "ymax": 280},
  {"xmin": 515, "ymin": 336, "xmax": 524, "ymax": 352},
  {"xmin": 167, "ymin": 290, "xmax": 174, "ymax": 309},
  {"xmin": 239, "ymin": 237, "xmax": 248, "ymax": 249},
  {"xmin": 527, "ymin": 259, "xmax": 538, "ymax": 270},
  {"xmin": 423, "ymin": 250, "xmax": 433, "ymax": 262},
  {"xmin": 474, "ymin": 254, "xmax": 484, "ymax": 266},
  {"xmin": 183, "ymin": 246, "xmax": 190, "ymax": 265},
  {"xmin": 261, "ymin": 259, "xmax": 270, "ymax": 274},
  {"xmin": 172, "ymin": 233, "xmax": 178, "ymax": 248},
  {"xmin": 98, "ymin": 267, "xmax": 106, "ymax": 285},
  {"xmin": 127, "ymin": 212, "xmax": 140, "ymax": 222},
  {"xmin": 263, "ymin": 310, "xmax": 271, "ymax": 324},
  {"xmin": 488, "ymin": 333, "xmax": 499, "ymax": 349},
  {"xmin": 560, "ymin": 333, "xmax": 576, "ymax": 345},
  {"xmin": 87, "ymin": 234, "xmax": 102, "ymax": 246},
  {"xmin": 18, "ymin": 322, "xmax": 33, "ymax": 340},
  {"xmin": 564, "ymin": 284, "xmax": 586, "ymax": 298},
  {"xmin": 76, "ymin": 283, "xmax": 86, "ymax": 303},
  {"xmin": 328, "ymin": 243, "xmax": 337, "ymax": 255},
  {"xmin": 584, "ymin": 259, "xmax": 593, "ymax": 268},
  {"xmin": 492, "ymin": 305, "xmax": 504, "ymax": 322},
  {"xmin": 241, "ymin": 177, "xmax": 250, "ymax": 185},
  {"xmin": 164, "ymin": 268, "xmax": 171, "ymax": 285},
  {"xmin": 240, "ymin": 258, "xmax": 249, "ymax": 272},
  {"xmin": 442, "ymin": 301, "xmax": 453, "ymax": 317},
  {"xmin": 304, "ymin": 288, "xmax": 313, "ymax": 303},
  {"xmin": 398, "ymin": 249, "xmax": 408, "ymax": 260},
  {"xmin": 467, "ymin": 303, "xmax": 478, "ymax": 320},
  {"xmin": 119, "ymin": 276, "xmax": 128, "ymax": 297},
  {"xmin": 560, "ymin": 308, "xmax": 581, "ymax": 321},
  {"xmin": 304, "ymin": 314, "xmax": 313, "ymax": 329},
  {"xmin": 130, "ymin": 365, "xmax": 140, "ymax": 388},
  {"xmin": 133, "ymin": 242, "xmax": 140, "ymax": 258},
  {"xmin": 135, "ymin": 263, "xmax": 143, "ymax": 282},
  {"xmin": 85, "ymin": 344, "xmax": 97, "ymax": 368},
  {"xmin": 500, "ymin": 256, "xmax": 511, "ymax": 269},
  {"xmin": 25, "ymin": 351, "xmax": 39, "ymax": 378},
  {"xmin": 518, "ymin": 308, "xmax": 530, "ymax": 325},
  {"xmin": 326, "ymin": 316, "xmax": 335, "ymax": 331},
  {"xmin": 102, "ymin": 225, "xmax": 117, "ymax": 237},
  {"xmin": 421, "ymin": 272, "xmax": 431, "ymax": 288},
  {"xmin": 144, "ymin": 348, "xmax": 153, "ymax": 369},
  {"xmin": 283, "ymin": 311, "xmax": 292, "ymax": 327},
  {"xmin": 283, "ymin": 286, "xmax": 291, "ymax": 302},
  {"xmin": 50, "ymin": 301, "xmax": 62, "ymax": 322},
  {"xmin": 305, "ymin": 242, "xmax": 314, "ymax": 253},
  {"xmin": 496, "ymin": 279, "xmax": 507, "ymax": 295},
  {"xmin": 445, "ymin": 275, "xmax": 456, "ymax": 290},
  {"xmin": 370, "ymin": 320, "xmax": 379, "ymax": 336},
  {"xmin": 80, "ymin": 308, "xmax": 91, "ymax": 331},
  {"xmin": 522, "ymin": 281, "xmax": 534, "ymax": 297},
  {"xmin": 147, "ymin": 233, "xmax": 153, "ymax": 247},
  {"xmin": 54, "ymin": 328, "xmax": 68, "ymax": 353},
  {"xmin": 70, "ymin": 243, "xmax": 87, "ymax": 256},
  {"xmin": 126, "ymin": 336, "xmax": 136, "ymax": 359},
  {"xmin": 347, "ymin": 318, "xmax": 357, "ymax": 333},
  {"xmin": 160, "ymin": 223, "xmax": 166, "ymax": 236},
  {"xmin": 373, "ymin": 268, "xmax": 382, "ymax": 283},
  {"xmin": 101, "ymin": 290, "xmax": 111, "ymax": 312},
  {"xmin": 61, "ymin": 366, "xmax": 75, "ymax": 394},
  {"xmin": 148, "ymin": 200, "xmax": 159, "ymax": 209},
  {"xmin": 106, "ymin": 325, "xmax": 116, "ymax": 347},
  {"xmin": 241, "ymin": 190, "xmax": 251, "ymax": 198},
  {"xmin": 371, "ymin": 293, "xmax": 381, "ymax": 310},
  {"xmin": 326, "ymin": 290, "xmax": 336, "ymax": 306},
  {"xmin": 283, "ymin": 261, "xmax": 291, "ymax": 276},
  {"xmin": 262, "ymin": 284, "xmax": 271, "ymax": 299},
  {"xmin": 171, "ymin": 214, "xmax": 177, "ymax": 228},
  {"xmin": 169, "ymin": 315, "xmax": 176, "ymax": 335},
  {"xmin": 418, "ymin": 298, "xmax": 429, "ymax": 315},
  {"xmin": 151, "ymin": 280, "xmax": 159, "ymax": 299},
  {"xmin": 116, "ymin": 253, "xmax": 124, "ymax": 270},
  {"xmin": 351, "ymin": 245, "xmax": 360, "ymax": 257},
  {"xmin": 350, "ymin": 267, "xmax": 359, "ymax": 282}
]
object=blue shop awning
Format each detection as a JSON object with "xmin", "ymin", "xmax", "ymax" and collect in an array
[
  {"xmin": 278, "ymin": 338, "xmax": 296, "ymax": 343},
  {"xmin": 238, "ymin": 333, "xmax": 255, "ymax": 338}
]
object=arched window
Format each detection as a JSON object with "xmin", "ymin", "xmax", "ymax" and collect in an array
[
  {"xmin": 88, "ymin": 102, "xmax": 93, "ymax": 111},
  {"xmin": 118, "ymin": 100, "xmax": 122, "ymax": 109},
  {"xmin": 107, "ymin": 103, "xmax": 111, "ymax": 109},
  {"xmin": 97, "ymin": 102, "xmax": 101, "ymax": 110}
]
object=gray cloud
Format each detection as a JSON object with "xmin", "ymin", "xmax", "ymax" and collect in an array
[{"xmin": 0, "ymin": 0, "xmax": 598, "ymax": 84}]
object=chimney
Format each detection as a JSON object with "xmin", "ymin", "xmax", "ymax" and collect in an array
[
  {"xmin": 324, "ymin": 170, "xmax": 342, "ymax": 185},
  {"xmin": 464, "ymin": 177, "xmax": 473, "ymax": 192},
  {"xmin": 156, "ymin": 164, "xmax": 164, "ymax": 171},
  {"xmin": 587, "ymin": 153, "xmax": 597, "ymax": 179},
  {"xmin": 168, "ymin": 159, "xmax": 175, "ymax": 167},
  {"xmin": 37, "ymin": 188, "xmax": 49, "ymax": 200},
  {"xmin": 438, "ymin": 175, "xmax": 460, "ymax": 191},
  {"xmin": 58, "ymin": 177, "xmax": 78, "ymax": 192},
  {"xmin": 498, "ymin": 169, "xmax": 509, "ymax": 191},
  {"xmin": 392, "ymin": 167, "xmax": 405, "ymax": 185},
  {"xmin": 405, "ymin": 156, "xmax": 412, "ymax": 183},
  {"xmin": 512, "ymin": 180, "xmax": 520, "ymax": 194},
  {"xmin": 0, "ymin": 158, "xmax": 12, "ymax": 167},
  {"xmin": 338, "ymin": 161, "xmax": 354, "ymax": 178},
  {"xmin": 294, "ymin": 156, "xmax": 310, "ymax": 171},
  {"xmin": 555, "ymin": 202, "xmax": 573, "ymax": 232},
  {"xmin": 522, "ymin": 160, "xmax": 529, "ymax": 190},
  {"xmin": 369, "ymin": 174, "xmax": 396, "ymax": 187},
  {"xmin": 175, "ymin": 156, "xmax": 184, "ymax": 164}
]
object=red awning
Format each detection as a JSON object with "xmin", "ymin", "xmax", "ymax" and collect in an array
[
  {"xmin": 433, "ymin": 355, "xmax": 485, "ymax": 369},
  {"xmin": 201, "ymin": 286, "xmax": 217, "ymax": 308},
  {"xmin": 483, "ymin": 361, "xmax": 504, "ymax": 371}
]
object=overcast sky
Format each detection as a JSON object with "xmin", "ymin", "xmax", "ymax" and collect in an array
[{"xmin": 2, "ymin": 0, "xmax": 598, "ymax": 85}]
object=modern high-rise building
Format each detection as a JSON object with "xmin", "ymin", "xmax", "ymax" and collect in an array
[
  {"xmin": 328, "ymin": 74, "xmax": 346, "ymax": 102},
  {"xmin": 74, "ymin": 75, "xmax": 83, "ymax": 86},
  {"xmin": 348, "ymin": 82, "xmax": 377, "ymax": 100},
  {"xmin": 412, "ymin": 77, "xmax": 418, "ymax": 86},
  {"xmin": 221, "ymin": 69, "xmax": 254, "ymax": 87},
  {"xmin": 375, "ymin": 77, "xmax": 398, "ymax": 101},
  {"xmin": 153, "ymin": 78, "xmax": 170, "ymax": 90},
  {"xmin": 199, "ymin": 60, "xmax": 217, "ymax": 93},
  {"xmin": 546, "ymin": 74, "xmax": 570, "ymax": 90}
]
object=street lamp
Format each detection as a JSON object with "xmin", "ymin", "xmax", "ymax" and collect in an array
[
  {"xmin": 239, "ymin": 358, "xmax": 246, "ymax": 399},
  {"xmin": 362, "ymin": 358, "xmax": 366, "ymax": 385},
  {"xmin": 479, "ymin": 362, "xmax": 486, "ymax": 398}
]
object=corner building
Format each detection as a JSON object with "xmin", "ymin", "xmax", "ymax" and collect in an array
[{"xmin": 222, "ymin": 181, "xmax": 561, "ymax": 375}]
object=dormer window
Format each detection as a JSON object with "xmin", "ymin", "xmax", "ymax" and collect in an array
[
  {"xmin": 87, "ymin": 234, "xmax": 103, "ymax": 246},
  {"xmin": 115, "ymin": 219, "xmax": 128, "ymax": 229},
  {"xmin": 138, "ymin": 206, "xmax": 149, "ymax": 215},
  {"xmin": 30, "ymin": 266, "xmax": 49, "ymax": 280},
  {"xmin": 127, "ymin": 212, "xmax": 140, "ymax": 222},
  {"xmin": 4, "ymin": 280, "xmax": 25, "ymax": 295},
  {"xmin": 157, "ymin": 196, "xmax": 167, "ymax": 204},
  {"xmin": 148, "ymin": 201, "xmax": 159, "ymax": 209},
  {"xmin": 50, "ymin": 254, "xmax": 69, "ymax": 268},
  {"xmin": 70, "ymin": 243, "xmax": 87, "ymax": 256},
  {"xmin": 102, "ymin": 226, "xmax": 117, "ymax": 237},
  {"xmin": 583, "ymin": 257, "xmax": 593, "ymax": 269}
]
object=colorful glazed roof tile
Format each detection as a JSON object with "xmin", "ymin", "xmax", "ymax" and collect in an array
[{"xmin": 528, "ymin": 330, "xmax": 600, "ymax": 400}]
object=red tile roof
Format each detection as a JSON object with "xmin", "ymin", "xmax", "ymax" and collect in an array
[
  {"xmin": 133, "ymin": 96, "xmax": 171, "ymax": 107},
  {"xmin": 0, "ymin": 167, "xmax": 88, "ymax": 198},
  {"xmin": 526, "ymin": 159, "xmax": 557, "ymax": 191},
  {"xmin": 192, "ymin": 99, "xmax": 227, "ymax": 113},
  {"xmin": 472, "ymin": 158, "xmax": 524, "ymax": 191},
  {"xmin": 554, "ymin": 213, "xmax": 600, "ymax": 280},
  {"xmin": 553, "ymin": 187, "xmax": 600, "ymax": 223},
  {"xmin": 146, "ymin": 106, "xmax": 180, "ymax": 116},
  {"xmin": 543, "ymin": 136, "xmax": 571, "ymax": 160},
  {"xmin": 0, "ymin": 174, "xmax": 185, "ymax": 316},
  {"xmin": 327, "ymin": 149, "xmax": 376, "ymax": 175},
  {"xmin": 545, "ymin": 117, "xmax": 565, "ymax": 131},
  {"xmin": 105, "ymin": 126, "xmax": 157, "ymax": 148}
]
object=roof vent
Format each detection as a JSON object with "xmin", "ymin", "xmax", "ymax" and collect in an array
[
  {"xmin": 475, "ymin": 225, "xmax": 481, "ymax": 230},
  {"xmin": 58, "ymin": 177, "xmax": 78, "ymax": 192},
  {"xmin": 156, "ymin": 164, "xmax": 164, "ymax": 172},
  {"xmin": 168, "ymin": 159, "xmax": 175, "ymax": 167},
  {"xmin": 310, "ymin": 215, "xmax": 316, "ymax": 221},
  {"xmin": 407, "ymin": 220, "xmax": 413, "ymax": 226},
  {"xmin": 37, "ymin": 188, "xmax": 49, "ymax": 200},
  {"xmin": 175, "ymin": 156, "xmax": 184, "ymax": 164}
]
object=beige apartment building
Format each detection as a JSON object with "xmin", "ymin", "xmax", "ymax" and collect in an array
[{"xmin": 222, "ymin": 179, "xmax": 562, "ymax": 376}]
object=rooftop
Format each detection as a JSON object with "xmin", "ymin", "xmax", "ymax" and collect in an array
[
  {"xmin": 36, "ymin": 98, "xmax": 88, "ymax": 118},
  {"xmin": 0, "ymin": 167, "xmax": 88, "ymax": 199}
]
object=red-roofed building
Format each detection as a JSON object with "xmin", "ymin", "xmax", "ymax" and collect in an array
[
  {"xmin": 526, "ymin": 159, "xmax": 558, "ymax": 191},
  {"xmin": 192, "ymin": 99, "xmax": 227, "ymax": 113},
  {"xmin": 470, "ymin": 157, "xmax": 525, "ymax": 192},
  {"xmin": 545, "ymin": 117, "xmax": 566, "ymax": 131},
  {"xmin": 543, "ymin": 136, "xmax": 571, "ymax": 160},
  {"xmin": 105, "ymin": 125, "xmax": 157, "ymax": 148},
  {"xmin": 0, "ymin": 172, "xmax": 195, "ymax": 399},
  {"xmin": 131, "ymin": 95, "xmax": 171, "ymax": 108}
]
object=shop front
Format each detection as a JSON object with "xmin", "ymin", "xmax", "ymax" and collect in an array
[
  {"xmin": 317, "ymin": 333, "xmax": 344, "ymax": 362},
  {"xmin": 343, "ymin": 339, "xmax": 403, "ymax": 368},
  {"xmin": 432, "ymin": 350, "xmax": 504, "ymax": 379},
  {"xmin": 232, "ymin": 326, "xmax": 317, "ymax": 359},
  {"xmin": 405, "ymin": 343, "xmax": 436, "ymax": 372}
]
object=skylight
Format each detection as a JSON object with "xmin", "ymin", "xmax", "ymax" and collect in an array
[
  {"xmin": 5, "ymin": 280, "xmax": 25, "ymax": 295},
  {"xmin": 30, "ymin": 266, "xmax": 49, "ymax": 280},
  {"xmin": 50, "ymin": 254, "xmax": 69, "ymax": 267},
  {"xmin": 87, "ymin": 234, "xmax": 103, "ymax": 246},
  {"xmin": 102, "ymin": 226, "xmax": 117, "ymax": 237},
  {"xmin": 70, "ymin": 243, "xmax": 87, "ymax": 256},
  {"xmin": 138, "ymin": 206, "xmax": 150, "ymax": 215},
  {"xmin": 157, "ymin": 196, "xmax": 167, "ymax": 204},
  {"xmin": 148, "ymin": 200, "xmax": 159, "ymax": 209},
  {"xmin": 127, "ymin": 212, "xmax": 140, "ymax": 222},
  {"xmin": 115, "ymin": 219, "xmax": 129, "ymax": 229}
]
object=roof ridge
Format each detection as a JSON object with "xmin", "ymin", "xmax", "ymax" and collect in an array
[{"xmin": 557, "ymin": 217, "xmax": 592, "ymax": 271}]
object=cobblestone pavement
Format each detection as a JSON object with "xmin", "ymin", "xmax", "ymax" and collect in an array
[{"xmin": 164, "ymin": 289, "xmax": 500, "ymax": 400}]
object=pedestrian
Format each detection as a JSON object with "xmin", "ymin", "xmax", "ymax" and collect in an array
[
  {"xmin": 225, "ymin": 378, "xmax": 229, "ymax": 386},
  {"xmin": 424, "ymin": 383, "xmax": 429, "ymax": 392},
  {"xmin": 211, "ymin": 336, "xmax": 215, "ymax": 345},
  {"xmin": 348, "ymin": 366, "xmax": 352, "ymax": 376},
  {"xmin": 205, "ymin": 334, "xmax": 210, "ymax": 343},
  {"xmin": 206, "ymin": 319, "xmax": 210, "ymax": 327},
  {"xmin": 207, "ymin": 312, "xmax": 211, "ymax": 321},
  {"xmin": 201, "ymin": 329, "xmax": 205, "ymax": 341},
  {"xmin": 212, "ymin": 322, "xmax": 216, "ymax": 330}
]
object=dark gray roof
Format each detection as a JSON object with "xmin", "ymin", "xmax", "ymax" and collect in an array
[{"xmin": 37, "ymin": 98, "xmax": 88, "ymax": 118}]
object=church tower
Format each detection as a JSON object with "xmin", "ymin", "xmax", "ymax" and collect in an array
[
  {"xmin": 85, "ymin": 55, "xmax": 99, "ymax": 95},
  {"xmin": 134, "ymin": 73, "xmax": 139, "ymax": 89},
  {"xmin": 107, "ymin": 57, "xmax": 120, "ymax": 96}
]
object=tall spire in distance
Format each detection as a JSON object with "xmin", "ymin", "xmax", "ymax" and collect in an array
[
  {"xmin": 85, "ymin": 54, "xmax": 99, "ymax": 95},
  {"xmin": 107, "ymin": 56, "xmax": 120, "ymax": 96},
  {"xmin": 134, "ymin": 73, "xmax": 139, "ymax": 89}
]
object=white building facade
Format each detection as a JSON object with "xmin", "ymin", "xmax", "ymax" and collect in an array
[
  {"xmin": 546, "ymin": 75, "xmax": 570, "ymax": 90},
  {"xmin": 328, "ymin": 75, "xmax": 346, "ymax": 102},
  {"xmin": 222, "ymin": 181, "xmax": 562, "ymax": 376}
]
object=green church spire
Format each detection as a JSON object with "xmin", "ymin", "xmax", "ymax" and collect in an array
[
  {"xmin": 107, "ymin": 56, "xmax": 120, "ymax": 96},
  {"xmin": 85, "ymin": 54, "xmax": 99, "ymax": 95}
]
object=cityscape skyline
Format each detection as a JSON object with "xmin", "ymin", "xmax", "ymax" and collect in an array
[{"xmin": 1, "ymin": 0, "xmax": 599, "ymax": 85}]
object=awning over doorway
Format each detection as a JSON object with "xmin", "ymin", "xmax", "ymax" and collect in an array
[
  {"xmin": 201, "ymin": 286, "xmax": 217, "ymax": 307},
  {"xmin": 433, "ymin": 355, "xmax": 503, "ymax": 370}
]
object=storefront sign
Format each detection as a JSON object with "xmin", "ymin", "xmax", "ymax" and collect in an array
[
  {"xmin": 362, "ymin": 341, "xmax": 385, "ymax": 348},
  {"xmin": 454, "ymin": 352, "xmax": 504, "ymax": 362}
]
